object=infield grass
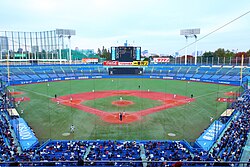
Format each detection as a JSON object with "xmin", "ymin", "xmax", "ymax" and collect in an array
[{"xmin": 83, "ymin": 95, "xmax": 163, "ymax": 112}]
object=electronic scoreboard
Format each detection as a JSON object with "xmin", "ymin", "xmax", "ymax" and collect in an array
[
  {"xmin": 108, "ymin": 46, "xmax": 145, "ymax": 75},
  {"xmin": 111, "ymin": 46, "xmax": 141, "ymax": 62}
]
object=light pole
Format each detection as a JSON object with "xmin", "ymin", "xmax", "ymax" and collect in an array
[
  {"xmin": 180, "ymin": 29, "xmax": 200, "ymax": 65},
  {"xmin": 59, "ymin": 35, "xmax": 63, "ymax": 64},
  {"xmin": 68, "ymin": 36, "xmax": 72, "ymax": 64},
  {"xmin": 185, "ymin": 35, "xmax": 188, "ymax": 65},
  {"xmin": 55, "ymin": 29, "xmax": 76, "ymax": 64},
  {"xmin": 194, "ymin": 35, "xmax": 198, "ymax": 65}
]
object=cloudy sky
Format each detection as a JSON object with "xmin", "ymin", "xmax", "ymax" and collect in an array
[{"xmin": 1, "ymin": 0, "xmax": 250, "ymax": 55}]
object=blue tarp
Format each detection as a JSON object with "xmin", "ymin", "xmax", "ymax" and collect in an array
[
  {"xmin": 195, "ymin": 120, "xmax": 225, "ymax": 151},
  {"xmin": 10, "ymin": 118, "xmax": 38, "ymax": 151}
]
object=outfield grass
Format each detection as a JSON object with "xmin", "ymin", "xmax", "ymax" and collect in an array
[{"xmin": 11, "ymin": 79, "xmax": 240, "ymax": 142}]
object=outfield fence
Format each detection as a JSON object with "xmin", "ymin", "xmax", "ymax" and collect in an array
[{"xmin": 5, "ymin": 75, "xmax": 240, "ymax": 86}]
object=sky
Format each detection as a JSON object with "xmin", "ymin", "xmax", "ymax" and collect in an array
[{"xmin": 1, "ymin": 0, "xmax": 250, "ymax": 55}]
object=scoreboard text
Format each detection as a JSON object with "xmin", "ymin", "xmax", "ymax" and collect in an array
[{"xmin": 111, "ymin": 46, "xmax": 141, "ymax": 62}]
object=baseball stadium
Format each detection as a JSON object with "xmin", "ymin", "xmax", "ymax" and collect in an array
[{"xmin": 0, "ymin": 29, "xmax": 250, "ymax": 166}]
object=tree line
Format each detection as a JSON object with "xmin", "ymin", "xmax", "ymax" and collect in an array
[
  {"xmin": 97, "ymin": 46, "xmax": 250, "ymax": 60},
  {"xmin": 97, "ymin": 46, "xmax": 111, "ymax": 60},
  {"xmin": 202, "ymin": 48, "xmax": 250, "ymax": 59}
]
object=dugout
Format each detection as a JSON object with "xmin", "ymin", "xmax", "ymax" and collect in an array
[{"xmin": 109, "ymin": 67, "xmax": 143, "ymax": 75}]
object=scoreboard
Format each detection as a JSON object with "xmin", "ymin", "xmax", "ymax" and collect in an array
[{"xmin": 111, "ymin": 46, "xmax": 141, "ymax": 62}]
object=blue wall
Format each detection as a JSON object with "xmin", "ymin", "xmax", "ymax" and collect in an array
[{"xmin": 10, "ymin": 74, "xmax": 240, "ymax": 86}]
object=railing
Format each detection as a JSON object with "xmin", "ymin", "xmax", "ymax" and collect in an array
[{"xmin": 0, "ymin": 160, "xmax": 249, "ymax": 166}]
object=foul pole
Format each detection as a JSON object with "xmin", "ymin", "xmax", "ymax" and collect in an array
[
  {"xmin": 240, "ymin": 54, "xmax": 244, "ymax": 86},
  {"xmin": 7, "ymin": 52, "xmax": 10, "ymax": 85}
]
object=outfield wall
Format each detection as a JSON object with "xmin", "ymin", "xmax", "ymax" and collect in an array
[{"xmin": 10, "ymin": 74, "xmax": 240, "ymax": 86}]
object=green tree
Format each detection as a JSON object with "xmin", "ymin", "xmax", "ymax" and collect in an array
[
  {"xmin": 97, "ymin": 48, "xmax": 102, "ymax": 57},
  {"xmin": 97, "ymin": 46, "xmax": 111, "ymax": 60},
  {"xmin": 202, "ymin": 51, "xmax": 214, "ymax": 58},
  {"xmin": 225, "ymin": 50, "xmax": 234, "ymax": 58},
  {"xmin": 246, "ymin": 50, "xmax": 250, "ymax": 57},
  {"xmin": 214, "ymin": 48, "xmax": 225, "ymax": 57},
  {"xmin": 102, "ymin": 46, "xmax": 111, "ymax": 60}
]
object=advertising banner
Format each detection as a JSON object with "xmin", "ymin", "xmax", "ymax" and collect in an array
[
  {"xmin": 132, "ymin": 61, "xmax": 148, "ymax": 66},
  {"xmin": 153, "ymin": 58, "xmax": 170, "ymax": 63},
  {"xmin": 10, "ymin": 118, "xmax": 39, "ymax": 151},
  {"xmin": 82, "ymin": 58, "xmax": 99, "ymax": 63},
  {"xmin": 196, "ymin": 120, "xmax": 225, "ymax": 151},
  {"xmin": 103, "ymin": 61, "xmax": 118, "ymax": 66},
  {"xmin": 118, "ymin": 62, "xmax": 133, "ymax": 66},
  {"xmin": 10, "ymin": 74, "xmax": 240, "ymax": 86}
]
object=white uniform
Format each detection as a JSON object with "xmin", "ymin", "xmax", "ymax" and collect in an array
[{"xmin": 70, "ymin": 125, "xmax": 75, "ymax": 133}]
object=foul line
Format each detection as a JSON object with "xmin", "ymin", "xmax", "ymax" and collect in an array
[
  {"xmin": 194, "ymin": 86, "xmax": 237, "ymax": 99},
  {"xmin": 16, "ymin": 87, "xmax": 53, "ymax": 98},
  {"xmin": 179, "ymin": 86, "xmax": 238, "ymax": 119}
]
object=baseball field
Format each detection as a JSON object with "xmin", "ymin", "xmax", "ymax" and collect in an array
[{"xmin": 10, "ymin": 79, "xmax": 240, "ymax": 142}]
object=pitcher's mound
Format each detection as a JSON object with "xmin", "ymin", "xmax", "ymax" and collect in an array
[{"xmin": 112, "ymin": 100, "xmax": 134, "ymax": 107}]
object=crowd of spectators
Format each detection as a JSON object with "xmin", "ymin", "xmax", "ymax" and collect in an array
[
  {"xmin": 144, "ymin": 141, "xmax": 192, "ymax": 166},
  {"xmin": 0, "ymin": 87, "xmax": 249, "ymax": 166},
  {"xmin": 86, "ymin": 140, "xmax": 142, "ymax": 166},
  {"xmin": 146, "ymin": 141, "xmax": 191, "ymax": 159},
  {"xmin": 0, "ymin": 90, "xmax": 19, "ymax": 163},
  {"xmin": 210, "ymin": 90, "xmax": 250, "ymax": 162}
]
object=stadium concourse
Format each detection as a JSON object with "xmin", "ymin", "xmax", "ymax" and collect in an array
[{"xmin": 0, "ymin": 64, "xmax": 250, "ymax": 166}]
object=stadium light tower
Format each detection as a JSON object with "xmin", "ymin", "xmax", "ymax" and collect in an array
[
  {"xmin": 56, "ymin": 29, "xmax": 76, "ymax": 64},
  {"xmin": 58, "ymin": 35, "xmax": 63, "ymax": 64},
  {"xmin": 180, "ymin": 28, "xmax": 200, "ymax": 65}
]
